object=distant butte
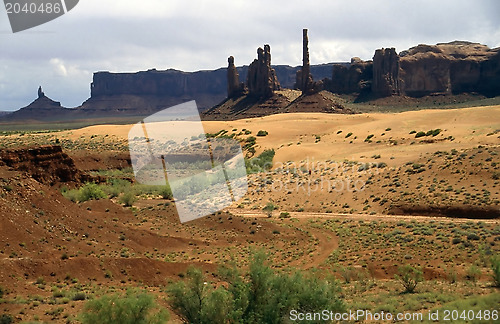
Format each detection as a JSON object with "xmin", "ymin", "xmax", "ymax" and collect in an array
[{"xmin": 1, "ymin": 33, "xmax": 500, "ymax": 123}]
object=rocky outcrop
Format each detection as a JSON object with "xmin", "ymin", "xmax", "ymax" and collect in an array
[
  {"xmin": 399, "ymin": 42, "xmax": 500, "ymax": 97},
  {"xmin": 246, "ymin": 45, "xmax": 280, "ymax": 98},
  {"xmin": 327, "ymin": 41, "xmax": 500, "ymax": 98},
  {"xmin": 0, "ymin": 87, "xmax": 74, "ymax": 122},
  {"xmin": 372, "ymin": 48, "xmax": 401, "ymax": 96},
  {"xmin": 227, "ymin": 56, "xmax": 245, "ymax": 98},
  {"xmin": 295, "ymin": 29, "xmax": 322, "ymax": 94},
  {"xmin": 37, "ymin": 86, "xmax": 44, "ymax": 98},
  {"xmin": 0, "ymin": 146, "xmax": 100, "ymax": 185},
  {"xmin": 399, "ymin": 44, "xmax": 452, "ymax": 96},
  {"xmin": 329, "ymin": 58, "xmax": 373, "ymax": 94}
]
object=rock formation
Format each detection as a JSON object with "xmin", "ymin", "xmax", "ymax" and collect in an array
[
  {"xmin": 37, "ymin": 86, "xmax": 44, "ymax": 98},
  {"xmin": 0, "ymin": 145, "xmax": 100, "ymax": 185},
  {"xmin": 329, "ymin": 58, "xmax": 373, "ymax": 94},
  {"xmin": 227, "ymin": 56, "xmax": 245, "ymax": 98},
  {"xmin": 1, "ymin": 87, "xmax": 73, "ymax": 122},
  {"xmin": 246, "ymin": 45, "xmax": 280, "ymax": 98},
  {"xmin": 399, "ymin": 42, "xmax": 499, "ymax": 97},
  {"xmin": 372, "ymin": 48, "xmax": 401, "ymax": 97},
  {"xmin": 295, "ymin": 29, "xmax": 322, "ymax": 94},
  {"xmin": 326, "ymin": 41, "xmax": 499, "ymax": 98}
]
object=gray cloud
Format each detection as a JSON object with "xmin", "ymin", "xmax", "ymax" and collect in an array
[{"xmin": 0, "ymin": 0, "xmax": 499, "ymax": 111}]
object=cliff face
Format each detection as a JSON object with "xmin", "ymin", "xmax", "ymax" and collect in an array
[
  {"xmin": 81, "ymin": 65, "xmax": 330, "ymax": 114},
  {"xmin": 0, "ymin": 145, "xmax": 99, "ymax": 186},
  {"xmin": 329, "ymin": 41, "xmax": 500, "ymax": 98},
  {"xmin": 372, "ymin": 48, "xmax": 401, "ymax": 96},
  {"xmin": 84, "ymin": 68, "xmax": 228, "ymax": 113}
]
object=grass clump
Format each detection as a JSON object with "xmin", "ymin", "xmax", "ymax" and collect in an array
[
  {"xmin": 395, "ymin": 265, "xmax": 423, "ymax": 293},
  {"xmin": 62, "ymin": 183, "xmax": 106, "ymax": 202},
  {"xmin": 490, "ymin": 254, "xmax": 500, "ymax": 287},
  {"xmin": 79, "ymin": 290, "xmax": 168, "ymax": 324}
]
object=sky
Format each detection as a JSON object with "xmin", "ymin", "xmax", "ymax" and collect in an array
[{"xmin": 0, "ymin": 0, "xmax": 499, "ymax": 111}]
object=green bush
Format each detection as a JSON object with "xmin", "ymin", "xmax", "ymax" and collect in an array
[
  {"xmin": 262, "ymin": 202, "xmax": 277, "ymax": 212},
  {"xmin": 79, "ymin": 290, "xmax": 168, "ymax": 324},
  {"xmin": 490, "ymin": 254, "xmax": 500, "ymax": 287},
  {"xmin": 246, "ymin": 149, "xmax": 275, "ymax": 174},
  {"xmin": 0, "ymin": 314, "xmax": 13, "ymax": 324},
  {"xmin": 466, "ymin": 264, "xmax": 481, "ymax": 283},
  {"xmin": 426, "ymin": 128, "xmax": 441, "ymax": 136},
  {"xmin": 415, "ymin": 131, "xmax": 426, "ymax": 138},
  {"xmin": 395, "ymin": 265, "xmax": 423, "ymax": 293},
  {"xmin": 119, "ymin": 191, "xmax": 137, "ymax": 207},
  {"xmin": 256, "ymin": 130, "xmax": 268, "ymax": 137},
  {"xmin": 158, "ymin": 185, "xmax": 173, "ymax": 199},
  {"xmin": 168, "ymin": 252, "xmax": 344, "ymax": 324},
  {"xmin": 279, "ymin": 212, "xmax": 290, "ymax": 218},
  {"xmin": 78, "ymin": 183, "xmax": 107, "ymax": 202}
]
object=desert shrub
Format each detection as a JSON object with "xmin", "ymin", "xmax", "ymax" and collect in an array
[
  {"xmin": 466, "ymin": 233, "xmax": 480, "ymax": 241},
  {"xmin": 256, "ymin": 130, "xmax": 268, "ymax": 137},
  {"xmin": 279, "ymin": 212, "xmax": 290, "ymax": 218},
  {"xmin": 490, "ymin": 254, "xmax": 500, "ymax": 287},
  {"xmin": 168, "ymin": 252, "xmax": 344, "ymax": 324},
  {"xmin": 0, "ymin": 285, "xmax": 4, "ymax": 298},
  {"xmin": 78, "ymin": 183, "xmax": 107, "ymax": 202},
  {"xmin": 415, "ymin": 131, "xmax": 426, "ymax": 138},
  {"xmin": 262, "ymin": 202, "xmax": 276, "ymax": 212},
  {"xmin": 119, "ymin": 192, "xmax": 137, "ymax": 207},
  {"xmin": 426, "ymin": 128, "xmax": 441, "ymax": 136},
  {"xmin": 445, "ymin": 266, "xmax": 458, "ymax": 284},
  {"xmin": 61, "ymin": 187, "xmax": 80, "ymax": 202},
  {"xmin": 246, "ymin": 149, "xmax": 275, "ymax": 174},
  {"xmin": 465, "ymin": 264, "xmax": 481, "ymax": 283},
  {"xmin": 79, "ymin": 290, "xmax": 168, "ymax": 324},
  {"xmin": 72, "ymin": 292, "xmax": 86, "ymax": 301},
  {"xmin": 158, "ymin": 185, "xmax": 172, "ymax": 199},
  {"xmin": 345, "ymin": 132, "xmax": 353, "ymax": 138},
  {"xmin": 104, "ymin": 179, "xmax": 131, "ymax": 198},
  {"xmin": 0, "ymin": 314, "xmax": 13, "ymax": 324},
  {"xmin": 395, "ymin": 265, "xmax": 423, "ymax": 293}
]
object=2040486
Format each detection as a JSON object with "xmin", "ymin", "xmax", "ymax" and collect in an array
[
  {"xmin": 442, "ymin": 309, "xmax": 498, "ymax": 321},
  {"xmin": 5, "ymin": 2, "xmax": 62, "ymax": 14}
]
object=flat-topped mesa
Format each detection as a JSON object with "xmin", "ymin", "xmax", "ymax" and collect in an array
[
  {"xmin": 246, "ymin": 44, "xmax": 280, "ymax": 98},
  {"xmin": 295, "ymin": 29, "xmax": 322, "ymax": 94},
  {"xmin": 227, "ymin": 56, "xmax": 246, "ymax": 98},
  {"xmin": 372, "ymin": 48, "xmax": 402, "ymax": 97}
]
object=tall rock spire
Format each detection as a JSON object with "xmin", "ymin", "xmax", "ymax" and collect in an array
[
  {"xmin": 246, "ymin": 44, "xmax": 280, "ymax": 98},
  {"xmin": 227, "ymin": 56, "xmax": 245, "ymax": 98},
  {"xmin": 296, "ymin": 29, "xmax": 322, "ymax": 94},
  {"xmin": 37, "ymin": 86, "xmax": 45, "ymax": 98}
]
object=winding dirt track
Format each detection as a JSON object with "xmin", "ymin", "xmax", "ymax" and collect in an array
[{"xmin": 225, "ymin": 208, "xmax": 500, "ymax": 224}]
